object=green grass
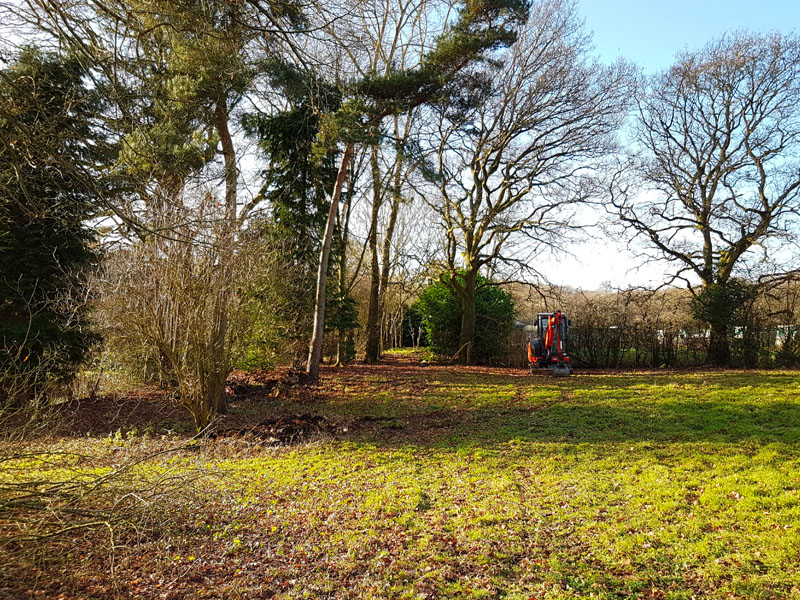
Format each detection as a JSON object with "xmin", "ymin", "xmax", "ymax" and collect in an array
[{"xmin": 5, "ymin": 367, "xmax": 800, "ymax": 599}]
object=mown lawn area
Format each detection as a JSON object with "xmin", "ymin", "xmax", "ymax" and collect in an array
[{"xmin": 3, "ymin": 358, "xmax": 800, "ymax": 599}]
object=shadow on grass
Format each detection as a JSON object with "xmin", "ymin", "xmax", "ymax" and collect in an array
[
  {"xmin": 392, "ymin": 400, "xmax": 800, "ymax": 449},
  {"xmin": 44, "ymin": 364, "xmax": 800, "ymax": 450},
  {"xmin": 318, "ymin": 368, "xmax": 800, "ymax": 450},
  {"xmin": 332, "ymin": 363, "xmax": 800, "ymax": 389}
]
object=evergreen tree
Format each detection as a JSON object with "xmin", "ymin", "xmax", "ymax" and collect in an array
[
  {"xmin": 0, "ymin": 48, "xmax": 106, "ymax": 392},
  {"xmin": 243, "ymin": 64, "xmax": 340, "ymax": 265},
  {"xmin": 242, "ymin": 65, "xmax": 343, "ymax": 359}
]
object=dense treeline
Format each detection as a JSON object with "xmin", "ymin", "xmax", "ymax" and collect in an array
[{"xmin": 0, "ymin": 0, "xmax": 799, "ymax": 432}]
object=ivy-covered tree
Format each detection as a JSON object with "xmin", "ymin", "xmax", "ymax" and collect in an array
[{"xmin": 0, "ymin": 47, "xmax": 106, "ymax": 397}]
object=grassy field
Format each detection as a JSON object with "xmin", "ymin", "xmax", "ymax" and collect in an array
[{"xmin": 3, "ymin": 355, "xmax": 800, "ymax": 599}]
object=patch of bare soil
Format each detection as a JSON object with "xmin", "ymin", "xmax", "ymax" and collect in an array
[
  {"xmin": 54, "ymin": 388, "xmax": 188, "ymax": 437},
  {"xmin": 226, "ymin": 368, "xmax": 315, "ymax": 398},
  {"xmin": 209, "ymin": 413, "xmax": 336, "ymax": 445}
]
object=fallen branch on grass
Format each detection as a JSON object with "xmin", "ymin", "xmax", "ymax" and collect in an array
[{"xmin": 0, "ymin": 439, "xmax": 209, "ymax": 545}]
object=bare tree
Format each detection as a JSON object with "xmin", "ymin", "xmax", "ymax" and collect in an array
[
  {"xmin": 423, "ymin": 0, "xmax": 632, "ymax": 363},
  {"xmin": 612, "ymin": 31, "xmax": 800, "ymax": 365},
  {"xmin": 303, "ymin": 0, "xmax": 529, "ymax": 381},
  {"xmin": 320, "ymin": 0, "xmax": 434, "ymax": 364}
]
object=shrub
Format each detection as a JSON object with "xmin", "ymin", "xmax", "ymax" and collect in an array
[
  {"xmin": 414, "ymin": 273, "xmax": 514, "ymax": 364},
  {"xmin": 96, "ymin": 194, "xmax": 256, "ymax": 431}
]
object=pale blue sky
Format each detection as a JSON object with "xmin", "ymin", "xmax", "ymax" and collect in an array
[{"xmin": 579, "ymin": 0, "xmax": 799, "ymax": 72}]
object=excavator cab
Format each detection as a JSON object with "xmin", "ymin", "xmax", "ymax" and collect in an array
[{"xmin": 528, "ymin": 311, "xmax": 572, "ymax": 376}]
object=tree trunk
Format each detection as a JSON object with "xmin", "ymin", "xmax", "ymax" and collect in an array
[
  {"xmin": 458, "ymin": 268, "xmax": 478, "ymax": 365},
  {"xmin": 335, "ymin": 175, "xmax": 354, "ymax": 367},
  {"xmin": 364, "ymin": 146, "xmax": 382, "ymax": 363},
  {"xmin": 367, "ymin": 116, "xmax": 407, "ymax": 361},
  {"xmin": 708, "ymin": 321, "xmax": 731, "ymax": 367},
  {"xmin": 652, "ymin": 335, "xmax": 660, "ymax": 367},
  {"xmin": 211, "ymin": 99, "xmax": 238, "ymax": 416},
  {"xmin": 378, "ymin": 155, "xmax": 403, "ymax": 353},
  {"xmin": 307, "ymin": 143, "xmax": 354, "ymax": 383}
]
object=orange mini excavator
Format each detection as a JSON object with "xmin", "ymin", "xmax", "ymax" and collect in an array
[{"xmin": 527, "ymin": 311, "xmax": 572, "ymax": 377}]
